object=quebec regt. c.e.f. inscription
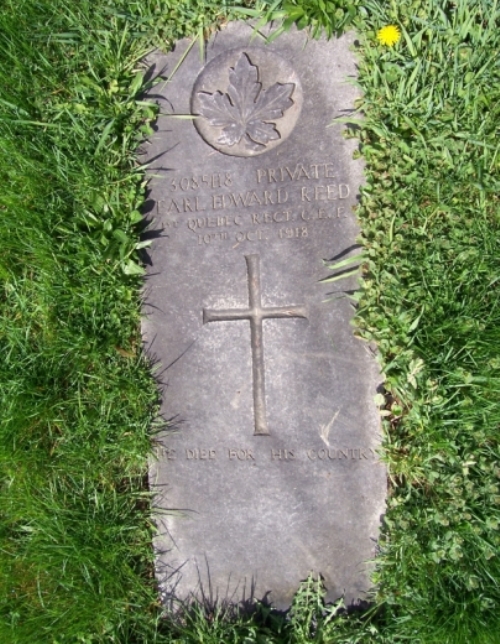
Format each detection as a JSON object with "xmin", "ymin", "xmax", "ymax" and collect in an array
[{"xmin": 142, "ymin": 23, "xmax": 386, "ymax": 611}]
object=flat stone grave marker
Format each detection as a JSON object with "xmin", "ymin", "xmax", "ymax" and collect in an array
[{"xmin": 142, "ymin": 22, "xmax": 386, "ymax": 611}]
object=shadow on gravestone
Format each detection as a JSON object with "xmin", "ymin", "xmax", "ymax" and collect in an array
[{"xmin": 141, "ymin": 22, "xmax": 386, "ymax": 613}]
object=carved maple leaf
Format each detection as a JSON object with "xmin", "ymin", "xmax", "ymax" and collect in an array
[{"xmin": 196, "ymin": 53, "xmax": 294, "ymax": 151}]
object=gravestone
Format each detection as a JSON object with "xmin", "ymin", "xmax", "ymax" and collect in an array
[{"xmin": 142, "ymin": 22, "xmax": 386, "ymax": 611}]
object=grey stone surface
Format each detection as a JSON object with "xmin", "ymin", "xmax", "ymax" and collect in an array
[{"xmin": 142, "ymin": 22, "xmax": 386, "ymax": 611}]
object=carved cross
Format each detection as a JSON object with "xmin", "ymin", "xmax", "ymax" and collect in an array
[{"xmin": 203, "ymin": 254, "xmax": 307, "ymax": 436}]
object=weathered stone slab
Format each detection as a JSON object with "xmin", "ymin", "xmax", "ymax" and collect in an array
[{"xmin": 142, "ymin": 22, "xmax": 385, "ymax": 611}]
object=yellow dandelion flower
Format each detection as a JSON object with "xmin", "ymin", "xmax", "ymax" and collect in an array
[{"xmin": 377, "ymin": 25, "xmax": 401, "ymax": 47}]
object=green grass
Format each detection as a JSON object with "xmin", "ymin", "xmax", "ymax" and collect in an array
[
  {"xmin": 1, "ymin": 0, "xmax": 499, "ymax": 642},
  {"xmin": 353, "ymin": 2, "xmax": 500, "ymax": 641}
]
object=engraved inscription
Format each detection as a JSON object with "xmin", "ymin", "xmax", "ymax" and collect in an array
[
  {"xmin": 301, "ymin": 184, "xmax": 350, "ymax": 201},
  {"xmin": 251, "ymin": 210, "xmax": 292, "ymax": 224},
  {"xmin": 256, "ymin": 163, "xmax": 336, "ymax": 183},
  {"xmin": 307, "ymin": 448, "xmax": 377, "ymax": 460},
  {"xmin": 180, "ymin": 446, "xmax": 378, "ymax": 463},
  {"xmin": 212, "ymin": 188, "xmax": 289, "ymax": 210},
  {"xmin": 203, "ymin": 254, "xmax": 308, "ymax": 436},
  {"xmin": 154, "ymin": 160, "xmax": 355, "ymax": 248},
  {"xmin": 234, "ymin": 229, "xmax": 268, "ymax": 243},
  {"xmin": 159, "ymin": 196, "xmax": 206, "ymax": 214},
  {"xmin": 271, "ymin": 449, "xmax": 296, "ymax": 461},
  {"xmin": 301, "ymin": 207, "xmax": 347, "ymax": 221},
  {"xmin": 157, "ymin": 193, "xmax": 350, "ymax": 216},
  {"xmin": 169, "ymin": 173, "xmax": 233, "ymax": 192},
  {"xmin": 186, "ymin": 448, "xmax": 216, "ymax": 460},
  {"xmin": 279, "ymin": 226, "xmax": 308, "ymax": 239},
  {"xmin": 198, "ymin": 232, "xmax": 229, "ymax": 245},
  {"xmin": 156, "ymin": 447, "xmax": 177, "ymax": 460},
  {"xmin": 188, "ymin": 215, "xmax": 243, "ymax": 231},
  {"xmin": 228, "ymin": 449, "xmax": 255, "ymax": 460}
]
